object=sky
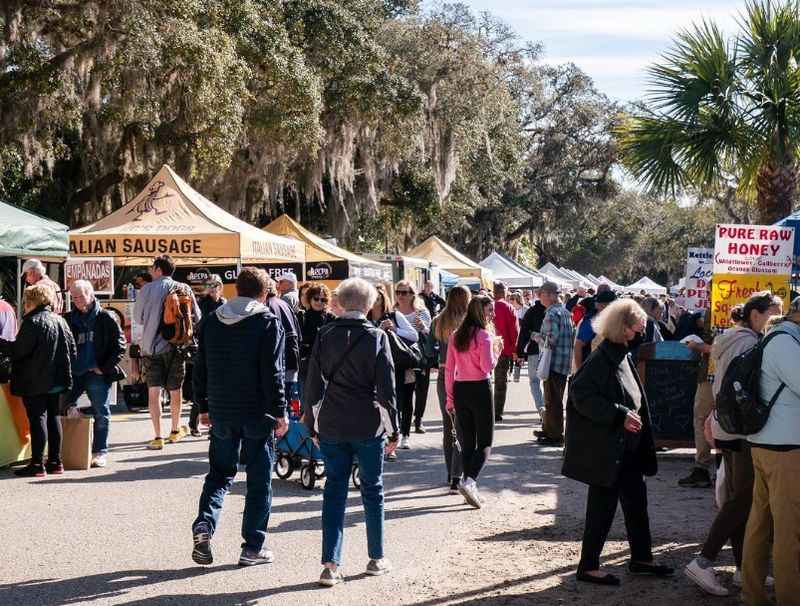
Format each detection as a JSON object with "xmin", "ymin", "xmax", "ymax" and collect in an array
[{"xmin": 426, "ymin": 0, "xmax": 741, "ymax": 102}]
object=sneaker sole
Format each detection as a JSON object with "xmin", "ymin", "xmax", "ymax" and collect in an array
[
  {"xmin": 458, "ymin": 484, "xmax": 482, "ymax": 509},
  {"xmin": 192, "ymin": 549, "xmax": 213, "ymax": 565},
  {"xmin": 238, "ymin": 556, "xmax": 274, "ymax": 567},
  {"xmin": 365, "ymin": 567, "xmax": 390, "ymax": 576},
  {"xmin": 318, "ymin": 576, "xmax": 343, "ymax": 587},
  {"xmin": 684, "ymin": 566, "xmax": 728, "ymax": 596}
]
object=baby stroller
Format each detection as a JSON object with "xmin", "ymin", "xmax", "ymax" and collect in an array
[{"xmin": 274, "ymin": 398, "xmax": 361, "ymax": 490}]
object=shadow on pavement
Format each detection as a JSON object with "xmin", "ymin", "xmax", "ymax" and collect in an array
[{"xmin": 0, "ymin": 567, "xmax": 226, "ymax": 606}]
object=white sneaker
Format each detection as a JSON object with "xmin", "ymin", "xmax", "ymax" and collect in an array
[
  {"xmin": 399, "ymin": 436, "xmax": 410, "ymax": 449},
  {"xmin": 90, "ymin": 454, "xmax": 108, "ymax": 468},
  {"xmin": 366, "ymin": 558, "xmax": 392, "ymax": 576},
  {"xmin": 458, "ymin": 478, "xmax": 482, "ymax": 509},
  {"xmin": 685, "ymin": 559, "xmax": 729, "ymax": 596},
  {"xmin": 732, "ymin": 569, "xmax": 774, "ymax": 588}
]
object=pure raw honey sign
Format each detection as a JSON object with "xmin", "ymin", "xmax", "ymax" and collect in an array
[{"xmin": 711, "ymin": 224, "xmax": 795, "ymax": 329}]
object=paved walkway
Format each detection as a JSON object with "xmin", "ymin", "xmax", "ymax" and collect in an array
[{"xmin": 1, "ymin": 374, "xmax": 729, "ymax": 606}]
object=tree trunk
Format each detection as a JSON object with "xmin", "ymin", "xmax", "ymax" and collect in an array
[{"xmin": 756, "ymin": 160, "xmax": 797, "ymax": 224}]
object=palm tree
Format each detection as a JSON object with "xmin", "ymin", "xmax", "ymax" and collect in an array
[{"xmin": 619, "ymin": 0, "xmax": 800, "ymax": 224}]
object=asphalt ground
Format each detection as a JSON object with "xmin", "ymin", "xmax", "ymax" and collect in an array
[{"xmin": 1, "ymin": 372, "xmax": 727, "ymax": 606}]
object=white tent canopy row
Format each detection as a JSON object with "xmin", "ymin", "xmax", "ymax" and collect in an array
[
  {"xmin": 559, "ymin": 267, "xmax": 595, "ymax": 289},
  {"xmin": 538, "ymin": 263, "xmax": 578, "ymax": 289},
  {"xmin": 626, "ymin": 276, "xmax": 668, "ymax": 296},
  {"xmin": 479, "ymin": 252, "xmax": 544, "ymax": 288}
]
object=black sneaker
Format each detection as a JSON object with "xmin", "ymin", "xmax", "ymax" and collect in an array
[
  {"xmin": 192, "ymin": 523, "xmax": 213, "ymax": 565},
  {"xmin": 678, "ymin": 467, "xmax": 711, "ymax": 488},
  {"xmin": 629, "ymin": 561, "xmax": 675, "ymax": 577},
  {"xmin": 14, "ymin": 463, "xmax": 46, "ymax": 478},
  {"xmin": 414, "ymin": 423, "xmax": 426, "ymax": 434},
  {"xmin": 239, "ymin": 546, "xmax": 274, "ymax": 567}
]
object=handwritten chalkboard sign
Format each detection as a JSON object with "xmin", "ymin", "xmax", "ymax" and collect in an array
[{"xmin": 638, "ymin": 342, "xmax": 699, "ymax": 445}]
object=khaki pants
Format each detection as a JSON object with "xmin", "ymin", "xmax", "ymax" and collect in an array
[
  {"xmin": 693, "ymin": 380, "xmax": 714, "ymax": 469},
  {"xmin": 742, "ymin": 448, "xmax": 800, "ymax": 606}
]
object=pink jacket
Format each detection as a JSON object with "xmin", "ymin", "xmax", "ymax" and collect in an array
[{"xmin": 445, "ymin": 328, "xmax": 498, "ymax": 409}]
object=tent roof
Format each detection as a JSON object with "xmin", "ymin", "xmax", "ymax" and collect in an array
[
  {"xmin": 538, "ymin": 263, "xmax": 577, "ymax": 287},
  {"xmin": 0, "ymin": 201, "xmax": 69, "ymax": 258},
  {"xmin": 264, "ymin": 214, "xmax": 386, "ymax": 272},
  {"xmin": 627, "ymin": 276, "xmax": 667, "ymax": 293},
  {"xmin": 596, "ymin": 275, "xmax": 625, "ymax": 290},
  {"xmin": 406, "ymin": 236, "xmax": 482, "ymax": 271},
  {"xmin": 480, "ymin": 252, "xmax": 543, "ymax": 287},
  {"xmin": 71, "ymin": 165, "xmax": 304, "ymax": 264}
]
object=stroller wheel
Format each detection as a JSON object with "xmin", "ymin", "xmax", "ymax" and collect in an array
[
  {"xmin": 300, "ymin": 464, "xmax": 316, "ymax": 490},
  {"xmin": 351, "ymin": 464, "xmax": 361, "ymax": 490},
  {"xmin": 275, "ymin": 454, "xmax": 293, "ymax": 479},
  {"xmin": 314, "ymin": 461, "xmax": 326, "ymax": 479}
]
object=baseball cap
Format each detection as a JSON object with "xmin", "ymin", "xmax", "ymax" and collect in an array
[{"xmin": 277, "ymin": 272, "xmax": 298, "ymax": 285}]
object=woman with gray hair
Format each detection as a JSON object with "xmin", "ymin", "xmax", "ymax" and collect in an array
[
  {"xmin": 303, "ymin": 277, "xmax": 399, "ymax": 587},
  {"xmin": 0, "ymin": 284, "xmax": 75, "ymax": 477},
  {"xmin": 563, "ymin": 299, "xmax": 673, "ymax": 586}
]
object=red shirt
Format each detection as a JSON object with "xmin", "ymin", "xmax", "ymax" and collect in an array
[{"xmin": 494, "ymin": 299, "xmax": 519, "ymax": 358}]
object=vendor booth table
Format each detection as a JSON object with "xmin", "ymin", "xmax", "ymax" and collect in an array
[
  {"xmin": 0, "ymin": 201, "xmax": 70, "ymax": 466},
  {"xmin": 264, "ymin": 214, "xmax": 391, "ymax": 288}
]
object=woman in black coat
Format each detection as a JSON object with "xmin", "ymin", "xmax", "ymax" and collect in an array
[
  {"xmin": 562, "ymin": 299, "xmax": 673, "ymax": 586},
  {"xmin": 0, "ymin": 284, "xmax": 76, "ymax": 478}
]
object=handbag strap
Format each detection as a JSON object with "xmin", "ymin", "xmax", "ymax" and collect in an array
[{"xmin": 322, "ymin": 328, "xmax": 370, "ymax": 386}]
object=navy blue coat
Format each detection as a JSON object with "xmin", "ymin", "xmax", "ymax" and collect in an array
[{"xmin": 194, "ymin": 309, "xmax": 286, "ymax": 423}]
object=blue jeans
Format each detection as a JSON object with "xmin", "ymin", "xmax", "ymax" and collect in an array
[
  {"xmin": 67, "ymin": 372, "xmax": 111, "ymax": 454},
  {"xmin": 320, "ymin": 436, "xmax": 385, "ymax": 565},
  {"xmin": 193, "ymin": 418, "xmax": 275, "ymax": 551},
  {"xmin": 528, "ymin": 354, "xmax": 545, "ymax": 412}
]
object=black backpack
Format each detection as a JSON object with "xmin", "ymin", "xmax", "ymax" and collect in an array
[{"xmin": 716, "ymin": 330, "xmax": 800, "ymax": 435}]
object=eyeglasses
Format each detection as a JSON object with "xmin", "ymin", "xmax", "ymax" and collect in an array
[
  {"xmin": 312, "ymin": 297, "xmax": 329, "ymax": 304},
  {"xmin": 395, "ymin": 290, "xmax": 412, "ymax": 296}
]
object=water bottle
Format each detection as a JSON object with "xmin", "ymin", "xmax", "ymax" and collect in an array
[{"xmin": 288, "ymin": 382, "xmax": 301, "ymax": 420}]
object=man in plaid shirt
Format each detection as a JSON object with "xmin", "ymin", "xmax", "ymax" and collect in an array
[{"xmin": 535, "ymin": 281, "xmax": 575, "ymax": 445}]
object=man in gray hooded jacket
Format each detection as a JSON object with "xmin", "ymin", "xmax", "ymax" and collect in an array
[{"xmin": 191, "ymin": 267, "xmax": 288, "ymax": 568}]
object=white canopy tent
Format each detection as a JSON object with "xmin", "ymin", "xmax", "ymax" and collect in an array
[
  {"xmin": 560, "ymin": 267, "xmax": 594, "ymax": 289},
  {"xmin": 596, "ymin": 275, "xmax": 626, "ymax": 291},
  {"xmin": 538, "ymin": 263, "xmax": 578, "ymax": 289},
  {"xmin": 480, "ymin": 251, "xmax": 543, "ymax": 288},
  {"xmin": 627, "ymin": 276, "xmax": 668, "ymax": 296}
]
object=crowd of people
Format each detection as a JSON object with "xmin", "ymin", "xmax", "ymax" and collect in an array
[{"xmin": 2, "ymin": 255, "xmax": 799, "ymax": 603}]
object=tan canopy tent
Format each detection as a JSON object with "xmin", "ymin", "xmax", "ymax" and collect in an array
[
  {"xmin": 70, "ymin": 165, "xmax": 305, "ymax": 267},
  {"xmin": 264, "ymin": 214, "xmax": 391, "ymax": 286},
  {"xmin": 406, "ymin": 236, "xmax": 493, "ymax": 289}
]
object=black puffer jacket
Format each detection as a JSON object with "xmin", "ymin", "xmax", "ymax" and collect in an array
[
  {"xmin": 193, "ymin": 298, "xmax": 286, "ymax": 423},
  {"xmin": 517, "ymin": 301, "xmax": 546, "ymax": 356},
  {"xmin": 267, "ymin": 295, "xmax": 300, "ymax": 377},
  {"xmin": 64, "ymin": 302, "xmax": 126, "ymax": 380},
  {"xmin": 0, "ymin": 305, "xmax": 76, "ymax": 397},
  {"xmin": 562, "ymin": 339, "xmax": 657, "ymax": 487},
  {"xmin": 303, "ymin": 317, "xmax": 397, "ymax": 442}
]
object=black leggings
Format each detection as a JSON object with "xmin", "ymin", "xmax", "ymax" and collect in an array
[
  {"xmin": 453, "ymin": 380, "xmax": 494, "ymax": 481},
  {"xmin": 397, "ymin": 379, "xmax": 415, "ymax": 437},
  {"xmin": 23, "ymin": 393, "xmax": 62, "ymax": 465}
]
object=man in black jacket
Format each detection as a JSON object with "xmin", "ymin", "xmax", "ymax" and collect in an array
[
  {"xmin": 191, "ymin": 267, "xmax": 288, "ymax": 568},
  {"xmin": 64, "ymin": 280, "xmax": 126, "ymax": 468},
  {"xmin": 517, "ymin": 298, "xmax": 546, "ymax": 419}
]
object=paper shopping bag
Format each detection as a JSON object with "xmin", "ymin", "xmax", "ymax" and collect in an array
[{"xmin": 60, "ymin": 416, "xmax": 94, "ymax": 470}]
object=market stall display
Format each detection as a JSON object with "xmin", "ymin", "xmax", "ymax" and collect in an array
[
  {"xmin": 0, "ymin": 201, "xmax": 70, "ymax": 467},
  {"xmin": 264, "ymin": 214, "xmax": 391, "ymax": 287},
  {"xmin": 405, "ymin": 236, "xmax": 493, "ymax": 289}
]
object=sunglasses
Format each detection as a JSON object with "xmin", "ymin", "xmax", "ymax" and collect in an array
[
  {"xmin": 312, "ymin": 297, "xmax": 329, "ymax": 304},
  {"xmin": 395, "ymin": 290, "xmax": 412, "ymax": 296}
]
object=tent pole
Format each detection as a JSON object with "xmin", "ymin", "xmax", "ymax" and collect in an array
[{"xmin": 16, "ymin": 258, "xmax": 22, "ymax": 321}]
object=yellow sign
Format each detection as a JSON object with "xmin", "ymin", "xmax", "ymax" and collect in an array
[{"xmin": 711, "ymin": 273, "xmax": 791, "ymax": 329}]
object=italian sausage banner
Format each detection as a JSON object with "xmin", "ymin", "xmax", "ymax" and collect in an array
[{"xmin": 711, "ymin": 224, "xmax": 795, "ymax": 329}]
